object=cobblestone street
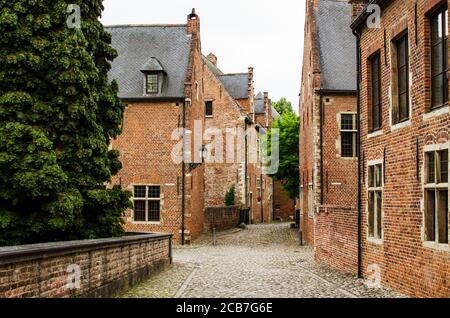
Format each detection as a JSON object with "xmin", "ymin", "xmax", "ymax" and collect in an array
[{"xmin": 120, "ymin": 223, "xmax": 404, "ymax": 298}]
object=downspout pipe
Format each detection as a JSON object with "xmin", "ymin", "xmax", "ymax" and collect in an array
[
  {"xmin": 352, "ymin": 28, "xmax": 363, "ymax": 279},
  {"xmin": 181, "ymin": 99, "xmax": 188, "ymax": 246},
  {"xmin": 319, "ymin": 93, "xmax": 324, "ymax": 205}
]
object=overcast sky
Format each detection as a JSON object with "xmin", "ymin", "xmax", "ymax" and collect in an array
[{"xmin": 101, "ymin": 0, "xmax": 305, "ymax": 111}]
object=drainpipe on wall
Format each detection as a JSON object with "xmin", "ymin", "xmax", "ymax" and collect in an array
[
  {"xmin": 181, "ymin": 99, "xmax": 188, "ymax": 246},
  {"xmin": 319, "ymin": 93, "xmax": 324, "ymax": 205},
  {"xmin": 244, "ymin": 117, "xmax": 252, "ymax": 211},
  {"xmin": 353, "ymin": 28, "xmax": 363, "ymax": 279}
]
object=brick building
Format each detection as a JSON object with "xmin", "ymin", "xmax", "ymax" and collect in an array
[
  {"xmin": 106, "ymin": 10, "xmax": 284, "ymax": 243},
  {"xmin": 351, "ymin": 0, "xmax": 450, "ymax": 297},
  {"xmin": 107, "ymin": 11, "xmax": 207, "ymax": 244},
  {"xmin": 299, "ymin": 0, "xmax": 358, "ymax": 244}
]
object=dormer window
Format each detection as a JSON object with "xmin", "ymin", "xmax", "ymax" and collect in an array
[
  {"xmin": 146, "ymin": 74, "xmax": 159, "ymax": 94},
  {"xmin": 141, "ymin": 57, "xmax": 165, "ymax": 96}
]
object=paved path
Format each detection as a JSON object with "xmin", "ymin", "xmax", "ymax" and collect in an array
[{"xmin": 120, "ymin": 223, "xmax": 404, "ymax": 298}]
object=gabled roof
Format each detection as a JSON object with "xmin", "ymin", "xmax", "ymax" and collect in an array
[
  {"xmin": 316, "ymin": 0, "xmax": 356, "ymax": 91},
  {"xmin": 218, "ymin": 73, "xmax": 249, "ymax": 100},
  {"xmin": 105, "ymin": 25, "xmax": 192, "ymax": 99},
  {"xmin": 141, "ymin": 57, "xmax": 165, "ymax": 73}
]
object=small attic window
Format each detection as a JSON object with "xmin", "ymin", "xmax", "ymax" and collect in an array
[
  {"xmin": 141, "ymin": 57, "xmax": 165, "ymax": 95},
  {"xmin": 146, "ymin": 74, "xmax": 159, "ymax": 94}
]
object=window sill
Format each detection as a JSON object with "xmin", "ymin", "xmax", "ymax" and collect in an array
[
  {"xmin": 367, "ymin": 130, "xmax": 383, "ymax": 139},
  {"xmin": 132, "ymin": 221, "xmax": 162, "ymax": 226},
  {"xmin": 423, "ymin": 241, "xmax": 449, "ymax": 252},
  {"xmin": 205, "ymin": 115, "xmax": 213, "ymax": 119},
  {"xmin": 390, "ymin": 119, "xmax": 411, "ymax": 132},
  {"xmin": 338, "ymin": 156, "xmax": 358, "ymax": 160},
  {"xmin": 423, "ymin": 105, "xmax": 449, "ymax": 121},
  {"xmin": 367, "ymin": 237, "xmax": 383, "ymax": 245}
]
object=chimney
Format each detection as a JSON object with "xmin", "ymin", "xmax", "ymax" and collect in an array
[
  {"xmin": 248, "ymin": 67, "xmax": 255, "ymax": 114},
  {"xmin": 263, "ymin": 92, "xmax": 269, "ymax": 128},
  {"xmin": 348, "ymin": 0, "xmax": 369, "ymax": 21},
  {"xmin": 187, "ymin": 8, "xmax": 200, "ymax": 34},
  {"xmin": 207, "ymin": 53, "xmax": 217, "ymax": 66}
]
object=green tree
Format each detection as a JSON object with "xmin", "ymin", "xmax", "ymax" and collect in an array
[
  {"xmin": 0, "ymin": 0, "xmax": 131, "ymax": 246},
  {"xmin": 272, "ymin": 97, "xmax": 294, "ymax": 115},
  {"xmin": 268, "ymin": 101, "xmax": 299, "ymax": 199},
  {"xmin": 225, "ymin": 185, "xmax": 236, "ymax": 206}
]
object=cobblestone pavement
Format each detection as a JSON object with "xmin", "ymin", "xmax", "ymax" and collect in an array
[{"xmin": 120, "ymin": 223, "xmax": 405, "ymax": 298}]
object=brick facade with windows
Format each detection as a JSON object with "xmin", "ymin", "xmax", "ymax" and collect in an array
[
  {"xmin": 352, "ymin": 0, "xmax": 450, "ymax": 297},
  {"xmin": 107, "ymin": 11, "xmax": 207, "ymax": 243},
  {"xmin": 299, "ymin": 0, "xmax": 358, "ymax": 245},
  {"xmin": 106, "ymin": 10, "xmax": 283, "ymax": 243}
]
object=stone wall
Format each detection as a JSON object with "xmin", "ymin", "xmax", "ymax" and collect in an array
[
  {"xmin": 204, "ymin": 206, "xmax": 243, "ymax": 233},
  {"xmin": 0, "ymin": 234, "xmax": 172, "ymax": 298},
  {"xmin": 314, "ymin": 206, "xmax": 358, "ymax": 274}
]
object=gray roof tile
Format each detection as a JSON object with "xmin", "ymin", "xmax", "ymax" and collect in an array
[
  {"xmin": 105, "ymin": 25, "xmax": 192, "ymax": 99},
  {"xmin": 316, "ymin": 0, "xmax": 356, "ymax": 91},
  {"xmin": 218, "ymin": 74, "xmax": 248, "ymax": 100}
]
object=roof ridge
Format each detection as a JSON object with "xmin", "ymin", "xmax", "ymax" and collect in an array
[
  {"xmin": 104, "ymin": 24, "xmax": 187, "ymax": 28},
  {"xmin": 219, "ymin": 73, "xmax": 248, "ymax": 76}
]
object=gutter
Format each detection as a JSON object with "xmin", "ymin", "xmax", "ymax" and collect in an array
[
  {"xmin": 352, "ymin": 28, "xmax": 363, "ymax": 279},
  {"xmin": 121, "ymin": 97, "xmax": 185, "ymax": 103}
]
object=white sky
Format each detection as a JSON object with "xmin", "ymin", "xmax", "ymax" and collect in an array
[{"xmin": 101, "ymin": 0, "xmax": 305, "ymax": 111}]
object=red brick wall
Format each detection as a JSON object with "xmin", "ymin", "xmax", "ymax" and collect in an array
[
  {"xmin": 111, "ymin": 101, "xmax": 184, "ymax": 239},
  {"xmin": 202, "ymin": 61, "xmax": 246, "ymax": 208},
  {"xmin": 204, "ymin": 206, "xmax": 241, "ymax": 233},
  {"xmin": 274, "ymin": 180, "xmax": 295, "ymax": 221},
  {"xmin": 322, "ymin": 94, "xmax": 358, "ymax": 208},
  {"xmin": 314, "ymin": 206, "xmax": 358, "ymax": 274},
  {"xmin": 299, "ymin": 0, "xmax": 358, "ymax": 245},
  {"xmin": 356, "ymin": 0, "xmax": 450, "ymax": 297},
  {"xmin": 0, "ymin": 234, "xmax": 171, "ymax": 298}
]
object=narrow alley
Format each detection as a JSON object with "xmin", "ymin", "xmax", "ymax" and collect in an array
[{"xmin": 120, "ymin": 223, "xmax": 404, "ymax": 298}]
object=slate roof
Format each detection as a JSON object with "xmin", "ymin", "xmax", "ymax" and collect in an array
[
  {"xmin": 316, "ymin": 0, "xmax": 356, "ymax": 91},
  {"xmin": 254, "ymin": 92, "xmax": 265, "ymax": 114},
  {"xmin": 105, "ymin": 25, "xmax": 192, "ymax": 99},
  {"xmin": 141, "ymin": 57, "xmax": 165, "ymax": 73},
  {"xmin": 218, "ymin": 74, "xmax": 249, "ymax": 100}
]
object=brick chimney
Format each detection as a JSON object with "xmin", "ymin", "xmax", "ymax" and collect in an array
[
  {"xmin": 248, "ymin": 67, "xmax": 255, "ymax": 114},
  {"xmin": 187, "ymin": 8, "xmax": 201, "ymax": 51},
  {"xmin": 348, "ymin": 0, "xmax": 369, "ymax": 21},
  {"xmin": 207, "ymin": 53, "xmax": 217, "ymax": 66},
  {"xmin": 263, "ymin": 92, "xmax": 270, "ymax": 128}
]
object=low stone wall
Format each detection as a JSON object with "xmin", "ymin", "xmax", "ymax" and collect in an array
[
  {"xmin": 314, "ymin": 205, "xmax": 358, "ymax": 274},
  {"xmin": 204, "ymin": 206, "xmax": 242, "ymax": 233},
  {"xmin": 0, "ymin": 233, "xmax": 172, "ymax": 298}
]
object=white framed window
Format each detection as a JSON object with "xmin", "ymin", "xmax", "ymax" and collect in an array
[
  {"xmin": 368, "ymin": 160, "xmax": 383, "ymax": 241},
  {"xmin": 423, "ymin": 144, "xmax": 449, "ymax": 245},
  {"xmin": 146, "ymin": 74, "xmax": 159, "ymax": 94},
  {"xmin": 340, "ymin": 113, "xmax": 357, "ymax": 158},
  {"xmin": 132, "ymin": 185, "xmax": 161, "ymax": 223}
]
